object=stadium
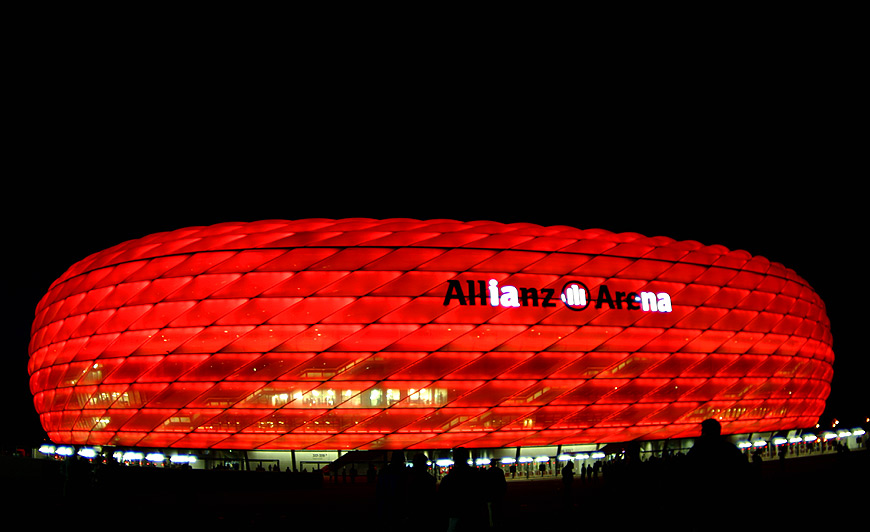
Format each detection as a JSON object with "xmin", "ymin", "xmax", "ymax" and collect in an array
[{"xmin": 27, "ymin": 218, "xmax": 859, "ymax": 476}]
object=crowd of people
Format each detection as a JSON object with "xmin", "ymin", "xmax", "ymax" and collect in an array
[
  {"xmin": 35, "ymin": 418, "xmax": 858, "ymax": 530},
  {"xmin": 369, "ymin": 418, "xmax": 766, "ymax": 531},
  {"xmin": 375, "ymin": 447, "xmax": 508, "ymax": 531}
]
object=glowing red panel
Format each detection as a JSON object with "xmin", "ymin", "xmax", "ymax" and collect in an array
[{"xmin": 28, "ymin": 219, "xmax": 834, "ymax": 450}]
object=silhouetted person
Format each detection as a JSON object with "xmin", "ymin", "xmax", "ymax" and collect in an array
[
  {"xmin": 376, "ymin": 450, "xmax": 409, "ymax": 528},
  {"xmin": 484, "ymin": 459, "xmax": 507, "ymax": 529},
  {"xmin": 560, "ymin": 461, "xmax": 574, "ymax": 506},
  {"xmin": 687, "ymin": 419, "xmax": 747, "ymax": 474},
  {"xmin": 685, "ymin": 419, "xmax": 749, "ymax": 530},
  {"xmin": 407, "ymin": 453, "xmax": 437, "ymax": 531},
  {"xmin": 63, "ymin": 453, "xmax": 91, "ymax": 501},
  {"xmin": 439, "ymin": 447, "xmax": 485, "ymax": 531}
]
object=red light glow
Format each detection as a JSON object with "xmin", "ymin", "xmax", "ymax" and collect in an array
[{"xmin": 28, "ymin": 219, "xmax": 834, "ymax": 450}]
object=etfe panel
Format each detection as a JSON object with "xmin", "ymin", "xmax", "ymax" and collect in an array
[{"xmin": 28, "ymin": 219, "xmax": 834, "ymax": 450}]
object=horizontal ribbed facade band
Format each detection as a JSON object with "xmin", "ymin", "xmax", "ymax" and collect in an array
[{"xmin": 28, "ymin": 219, "xmax": 834, "ymax": 450}]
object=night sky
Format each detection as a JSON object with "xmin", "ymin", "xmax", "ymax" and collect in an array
[{"xmin": 3, "ymin": 168, "xmax": 864, "ymax": 451}]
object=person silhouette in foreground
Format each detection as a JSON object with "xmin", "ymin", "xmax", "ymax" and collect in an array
[
  {"xmin": 687, "ymin": 418, "xmax": 747, "ymax": 477},
  {"xmin": 685, "ymin": 419, "xmax": 749, "ymax": 530},
  {"xmin": 438, "ymin": 447, "xmax": 486, "ymax": 531},
  {"xmin": 484, "ymin": 458, "xmax": 507, "ymax": 529},
  {"xmin": 406, "ymin": 453, "xmax": 438, "ymax": 531},
  {"xmin": 376, "ymin": 450, "xmax": 409, "ymax": 528},
  {"xmin": 560, "ymin": 460, "xmax": 575, "ymax": 507}
]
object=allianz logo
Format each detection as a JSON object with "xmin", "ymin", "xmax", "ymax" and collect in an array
[{"xmin": 443, "ymin": 279, "xmax": 672, "ymax": 313}]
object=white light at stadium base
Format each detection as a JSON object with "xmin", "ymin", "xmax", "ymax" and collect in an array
[{"xmin": 77, "ymin": 448, "xmax": 96, "ymax": 459}]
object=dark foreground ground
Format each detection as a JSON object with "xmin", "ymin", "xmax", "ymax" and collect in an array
[{"xmin": 2, "ymin": 450, "xmax": 866, "ymax": 531}]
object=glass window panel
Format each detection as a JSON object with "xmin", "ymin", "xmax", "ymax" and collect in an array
[
  {"xmin": 551, "ymin": 379, "xmax": 629, "ymax": 405},
  {"xmin": 499, "ymin": 353, "xmax": 574, "ymax": 379},
  {"xmin": 314, "ymin": 271, "xmax": 402, "ymax": 296},
  {"xmin": 222, "ymin": 324, "xmax": 310, "ymax": 353},
  {"xmin": 178, "ymin": 353, "xmax": 261, "ymax": 381},
  {"xmin": 310, "ymin": 247, "xmax": 393, "ymax": 269},
  {"xmin": 349, "ymin": 409, "xmax": 434, "ymax": 433},
  {"xmin": 102, "ymin": 356, "xmax": 161, "ymax": 384},
  {"xmin": 550, "ymin": 353, "xmax": 631, "ymax": 379},
  {"xmin": 643, "ymin": 378, "xmax": 706, "ymax": 403},
  {"xmin": 602, "ymin": 378, "xmax": 670, "ymax": 404},
  {"xmin": 234, "ymin": 382, "xmax": 319, "ymax": 408},
  {"xmin": 328, "ymin": 352, "xmax": 427, "ymax": 381},
  {"xmin": 255, "ymin": 248, "xmax": 339, "ymax": 272},
  {"xmin": 280, "ymin": 352, "xmax": 376, "ymax": 381},
  {"xmin": 443, "ymin": 353, "xmax": 533, "ymax": 380},
  {"xmin": 174, "ymin": 325, "xmax": 255, "ymax": 354},
  {"xmin": 196, "ymin": 408, "xmax": 274, "ymax": 433},
  {"xmin": 330, "ymin": 324, "xmax": 421, "ymax": 351},
  {"xmin": 295, "ymin": 409, "xmax": 381, "ymax": 433},
  {"xmin": 388, "ymin": 352, "xmax": 481, "ymax": 380},
  {"xmin": 228, "ymin": 353, "xmax": 315, "ymax": 381},
  {"xmin": 147, "ymin": 382, "xmax": 213, "ymax": 408},
  {"xmin": 213, "ymin": 297, "xmax": 301, "ymax": 325},
  {"xmin": 205, "ymin": 250, "xmax": 287, "ymax": 274},
  {"xmin": 681, "ymin": 378, "xmax": 739, "ymax": 401},
  {"xmin": 186, "ymin": 382, "xmax": 266, "ymax": 408},
  {"xmin": 243, "ymin": 408, "xmax": 326, "ymax": 433},
  {"xmin": 448, "ymin": 380, "xmax": 537, "ymax": 407},
  {"xmin": 500, "ymin": 380, "xmax": 582, "ymax": 407},
  {"xmin": 168, "ymin": 299, "xmax": 248, "ymax": 327},
  {"xmin": 159, "ymin": 408, "xmax": 222, "ymax": 432},
  {"xmin": 286, "ymin": 381, "xmax": 378, "ymax": 409},
  {"xmin": 306, "ymin": 434, "xmax": 382, "ymax": 450},
  {"xmin": 119, "ymin": 409, "xmax": 177, "ymax": 432},
  {"xmin": 109, "ymin": 383, "xmax": 170, "ymax": 409}
]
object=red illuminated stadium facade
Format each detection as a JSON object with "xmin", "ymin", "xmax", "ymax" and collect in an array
[{"xmin": 28, "ymin": 219, "xmax": 834, "ymax": 452}]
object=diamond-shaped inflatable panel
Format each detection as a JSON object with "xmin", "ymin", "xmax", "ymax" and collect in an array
[{"xmin": 28, "ymin": 219, "xmax": 834, "ymax": 450}]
